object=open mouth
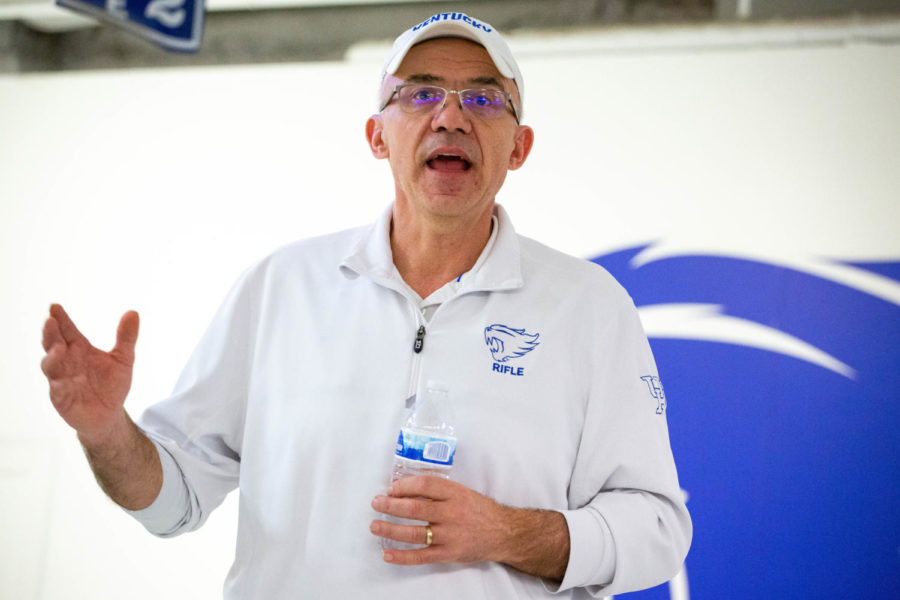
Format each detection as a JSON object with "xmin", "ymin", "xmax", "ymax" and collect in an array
[{"xmin": 426, "ymin": 153, "xmax": 472, "ymax": 172}]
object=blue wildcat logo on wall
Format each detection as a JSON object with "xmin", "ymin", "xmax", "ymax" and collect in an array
[{"xmin": 590, "ymin": 245, "xmax": 900, "ymax": 600}]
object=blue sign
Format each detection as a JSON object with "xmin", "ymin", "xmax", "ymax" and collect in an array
[
  {"xmin": 56, "ymin": 0, "xmax": 203, "ymax": 52},
  {"xmin": 590, "ymin": 246, "xmax": 900, "ymax": 599}
]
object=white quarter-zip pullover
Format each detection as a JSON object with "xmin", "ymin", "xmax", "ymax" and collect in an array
[{"xmin": 130, "ymin": 204, "xmax": 691, "ymax": 598}]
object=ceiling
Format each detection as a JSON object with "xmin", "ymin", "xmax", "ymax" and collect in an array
[{"xmin": 2, "ymin": 0, "xmax": 900, "ymax": 72}]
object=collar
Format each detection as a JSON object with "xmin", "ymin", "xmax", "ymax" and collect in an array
[{"xmin": 339, "ymin": 203, "xmax": 524, "ymax": 295}]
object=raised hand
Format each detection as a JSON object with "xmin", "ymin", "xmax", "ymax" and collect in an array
[
  {"xmin": 40, "ymin": 303, "xmax": 162, "ymax": 510},
  {"xmin": 41, "ymin": 304, "xmax": 140, "ymax": 445}
]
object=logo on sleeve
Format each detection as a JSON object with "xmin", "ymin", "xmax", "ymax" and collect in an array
[
  {"xmin": 484, "ymin": 324, "xmax": 540, "ymax": 376},
  {"xmin": 641, "ymin": 375, "xmax": 666, "ymax": 414}
]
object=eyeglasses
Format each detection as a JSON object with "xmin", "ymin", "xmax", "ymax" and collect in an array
[{"xmin": 379, "ymin": 84, "xmax": 521, "ymax": 124}]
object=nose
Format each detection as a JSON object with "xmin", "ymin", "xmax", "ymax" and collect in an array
[{"xmin": 431, "ymin": 91, "xmax": 472, "ymax": 133}]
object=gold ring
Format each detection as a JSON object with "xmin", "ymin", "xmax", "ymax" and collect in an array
[{"xmin": 424, "ymin": 524, "xmax": 433, "ymax": 546}]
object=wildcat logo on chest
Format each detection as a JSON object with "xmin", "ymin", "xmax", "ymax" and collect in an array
[{"xmin": 484, "ymin": 324, "xmax": 540, "ymax": 376}]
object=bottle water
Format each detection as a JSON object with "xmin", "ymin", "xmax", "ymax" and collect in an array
[{"xmin": 382, "ymin": 380, "xmax": 456, "ymax": 550}]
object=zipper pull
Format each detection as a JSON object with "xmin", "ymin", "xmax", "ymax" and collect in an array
[{"xmin": 413, "ymin": 325, "xmax": 426, "ymax": 353}]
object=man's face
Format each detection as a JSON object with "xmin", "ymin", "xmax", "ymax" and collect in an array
[{"xmin": 367, "ymin": 38, "xmax": 533, "ymax": 226}]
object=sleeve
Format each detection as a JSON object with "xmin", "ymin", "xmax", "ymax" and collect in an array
[
  {"xmin": 122, "ymin": 438, "xmax": 191, "ymax": 536},
  {"xmin": 549, "ymin": 285, "xmax": 693, "ymax": 596},
  {"xmin": 125, "ymin": 264, "xmax": 261, "ymax": 537}
]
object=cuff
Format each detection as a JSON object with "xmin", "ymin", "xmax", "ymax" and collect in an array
[
  {"xmin": 122, "ymin": 439, "xmax": 190, "ymax": 536},
  {"xmin": 542, "ymin": 507, "xmax": 616, "ymax": 594}
]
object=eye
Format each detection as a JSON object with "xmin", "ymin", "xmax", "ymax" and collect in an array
[
  {"xmin": 406, "ymin": 86, "xmax": 443, "ymax": 106},
  {"xmin": 463, "ymin": 90, "xmax": 503, "ymax": 108}
]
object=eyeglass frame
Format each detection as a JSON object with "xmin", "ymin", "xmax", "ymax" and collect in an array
[{"xmin": 378, "ymin": 83, "xmax": 521, "ymax": 125}]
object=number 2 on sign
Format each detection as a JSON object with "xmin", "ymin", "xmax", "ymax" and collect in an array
[{"xmin": 145, "ymin": 0, "xmax": 186, "ymax": 28}]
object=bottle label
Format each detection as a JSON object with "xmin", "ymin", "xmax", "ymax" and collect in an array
[{"xmin": 395, "ymin": 429, "xmax": 456, "ymax": 466}]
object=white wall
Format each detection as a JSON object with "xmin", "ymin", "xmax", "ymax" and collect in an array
[{"xmin": 1, "ymin": 25, "xmax": 898, "ymax": 599}]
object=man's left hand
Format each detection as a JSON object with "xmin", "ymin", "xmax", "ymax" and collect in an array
[{"xmin": 370, "ymin": 476, "xmax": 569, "ymax": 581}]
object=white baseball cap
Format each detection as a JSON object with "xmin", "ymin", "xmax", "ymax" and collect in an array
[{"xmin": 380, "ymin": 12, "xmax": 524, "ymax": 119}]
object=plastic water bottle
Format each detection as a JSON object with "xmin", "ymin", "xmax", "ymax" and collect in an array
[{"xmin": 382, "ymin": 380, "xmax": 456, "ymax": 550}]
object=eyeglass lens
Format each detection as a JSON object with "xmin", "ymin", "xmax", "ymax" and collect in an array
[{"xmin": 399, "ymin": 86, "xmax": 509, "ymax": 119}]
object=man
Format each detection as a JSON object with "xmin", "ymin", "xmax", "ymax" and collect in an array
[{"xmin": 40, "ymin": 12, "xmax": 691, "ymax": 599}]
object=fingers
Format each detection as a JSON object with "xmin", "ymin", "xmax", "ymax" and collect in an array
[
  {"xmin": 112, "ymin": 311, "xmax": 140, "ymax": 365},
  {"xmin": 388, "ymin": 475, "xmax": 455, "ymax": 500},
  {"xmin": 382, "ymin": 546, "xmax": 450, "ymax": 566},
  {"xmin": 42, "ymin": 315, "xmax": 64, "ymax": 352},
  {"xmin": 43, "ymin": 305, "xmax": 140, "ymax": 363},
  {"xmin": 42, "ymin": 315, "xmax": 68, "ymax": 378},
  {"xmin": 370, "ymin": 520, "xmax": 434, "ymax": 546},
  {"xmin": 371, "ymin": 479, "xmax": 507, "ymax": 567},
  {"xmin": 49, "ymin": 304, "xmax": 85, "ymax": 345},
  {"xmin": 369, "ymin": 520, "xmax": 453, "ymax": 565},
  {"xmin": 40, "ymin": 341, "xmax": 68, "ymax": 379},
  {"xmin": 372, "ymin": 493, "xmax": 446, "ymax": 523}
]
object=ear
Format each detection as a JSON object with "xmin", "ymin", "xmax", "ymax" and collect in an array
[
  {"xmin": 366, "ymin": 115, "xmax": 389, "ymax": 160},
  {"xmin": 508, "ymin": 125, "xmax": 534, "ymax": 171}
]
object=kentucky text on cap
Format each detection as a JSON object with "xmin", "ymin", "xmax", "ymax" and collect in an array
[{"xmin": 380, "ymin": 12, "xmax": 525, "ymax": 120}]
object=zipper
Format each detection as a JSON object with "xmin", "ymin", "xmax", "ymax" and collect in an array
[
  {"xmin": 413, "ymin": 325, "xmax": 426, "ymax": 353},
  {"xmin": 406, "ymin": 304, "xmax": 426, "ymax": 402},
  {"xmin": 403, "ymin": 292, "xmax": 466, "ymax": 402}
]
